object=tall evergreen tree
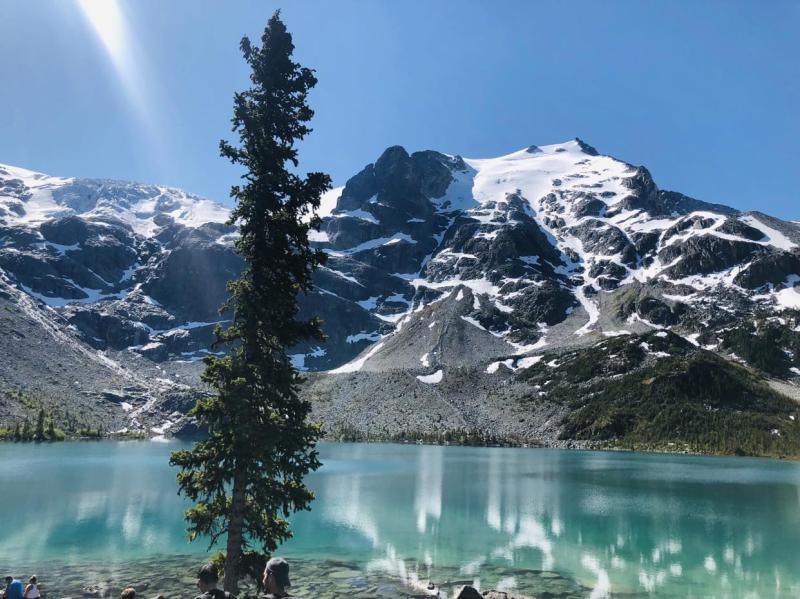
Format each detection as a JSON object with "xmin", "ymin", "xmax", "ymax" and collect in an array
[{"xmin": 170, "ymin": 11, "xmax": 330, "ymax": 593}]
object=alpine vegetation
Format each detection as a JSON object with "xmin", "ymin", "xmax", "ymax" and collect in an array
[{"xmin": 168, "ymin": 12, "xmax": 329, "ymax": 592}]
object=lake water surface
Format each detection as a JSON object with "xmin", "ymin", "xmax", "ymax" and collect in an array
[{"xmin": 2, "ymin": 441, "xmax": 800, "ymax": 597}]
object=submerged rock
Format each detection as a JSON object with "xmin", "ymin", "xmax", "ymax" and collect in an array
[{"xmin": 454, "ymin": 586, "xmax": 484, "ymax": 599}]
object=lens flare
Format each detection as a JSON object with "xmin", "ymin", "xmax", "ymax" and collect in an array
[
  {"xmin": 77, "ymin": 0, "xmax": 126, "ymax": 62},
  {"xmin": 76, "ymin": 0, "xmax": 166, "ymax": 171}
]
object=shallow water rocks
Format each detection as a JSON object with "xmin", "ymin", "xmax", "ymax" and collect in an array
[
  {"xmin": 454, "ymin": 587, "xmax": 537, "ymax": 599},
  {"xmin": 16, "ymin": 555, "xmax": 591, "ymax": 599},
  {"xmin": 454, "ymin": 585, "xmax": 483, "ymax": 599},
  {"xmin": 81, "ymin": 585, "xmax": 111, "ymax": 598}
]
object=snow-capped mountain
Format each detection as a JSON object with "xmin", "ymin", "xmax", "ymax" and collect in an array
[
  {"xmin": 309, "ymin": 139, "xmax": 800, "ymax": 374},
  {"xmin": 2, "ymin": 139, "xmax": 800, "ymax": 439},
  {"xmin": 0, "ymin": 163, "xmax": 229, "ymax": 235}
]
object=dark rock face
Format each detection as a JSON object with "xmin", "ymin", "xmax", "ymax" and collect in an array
[
  {"xmin": 662, "ymin": 215, "xmax": 717, "ymax": 242},
  {"xmin": 733, "ymin": 251, "xmax": 800, "ymax": 289},
  {"xmin": 619, "ymin": 167, "xmax": 661, "ymax": 214},
  {"xmin": 0, "ymin": 174, "xmax": 32, "ymax": 203},
  {"xmin": 141, "ymin": 234, "xmax": 243, "ymax": 321},
  {"xmin": 337, "ymin": 146, "xmax": 454, "ymax": 221},
  {"xmin": 411, "ymin": 150, "xmax": 459, "ymax": 199},
  {"xmin": 71, "ymin": 237, "xmax": 137, "ymax": 283},
  {"xmin": 65, "ymin": 309, "xmax": 150, "ymax": 350},
  {"xmin": 434, "ymin": 219, "xmax": 562, "ymax": 283},
  {"xmin": 150, "ymin": 323, "xmax": 217, "ymax": 358},
  {"xmin": 588, "ymin": 260, "xmax": 627, "ymax": 280},
  {"xmin": 660, "ymin": 236, "xmax": 763, "ymax": 278},
  {"xmin": 352, "ymin": 237, "xmax": 431, "ymax": 275},
  {"xmin": 322, "ymin": 147, "xmax": 462, "ymax": 280},
  {"xmin": 0, "ymin": 216, "xmax": 154, "ymax": 304},
  {"xmin": 615, "ymin": 166, "xmax": 738, "ymax": 219},
  {"xmin": 325, "ymin": 217, "xmax": 382, "ymax": 250},
  {"xmin": 572, "ymin": 194, "xmax": 606, "ymax": 218},
  {"xmin": 0, "ymin": 225, "xmax": 39, "ymax": 246},
  {"xmin": 39, "ymin": 216, "xmax": 136, "ymax": 252},
  {"xmin": 0, "ymin": 251, "xmax": 87, "ymax": 298},
  {"xmin": 631, "ymin": 234, "xmax": 659, "ymax": 266},
  {"xmin": 718, "ymin": 218, "xmax": 766, "ymax": 241},
  {"xmin": 575, "ymin": 138, "xmax": 599, "ymax": 156},
  {"xmin": 296, "ymin": 289, "xmax": 387, "ymax": 369},
  {"xmin": 637, "ymin": 296, "xmax": 684, "ymax": 326},
  {"xmin": 658, "ymin": 190, "xmax": 739, "ymax": 217},
  {"xmin": 570, "ymin": 220, "xmax": 637, "ymax": 267},
  {"xmin": 610, "ymin": 283, "xmax": 687, "ymax": 326},
  {"xmin": 321, "ymin": 256, "xmax": 409, "ymax": 299},
  {"xmin": 509, "ymin": 282, "xmax": 576, "ymax": 327},
  {"xmin": 589, "ymin": 260, "xmax": 629, "ymax": 290},
  {"xmin": 170, "ymin": 417, "xmax": 206, "ymax": 439},
  {"xmin": 40, "ymin": 216, "xmax": 93, "ymax": 245}
]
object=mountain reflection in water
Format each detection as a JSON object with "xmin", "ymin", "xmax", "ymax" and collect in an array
[{"xmin": 2, "ymin": 441, "xmax": 800, "ymax": 597}]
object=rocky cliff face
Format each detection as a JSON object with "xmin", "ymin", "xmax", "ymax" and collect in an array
[
  {"xmin": 307, "ymin": 140, "xmax": 800, "ymax": 375},
  {"xmin": 2, "ymin": 140, "xmax": 800, "ymax": 439}
]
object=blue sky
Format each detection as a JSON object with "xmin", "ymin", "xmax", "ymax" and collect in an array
[{"xmin": 1, "ymin": 1, "xmax": 798, "ymax": 218}]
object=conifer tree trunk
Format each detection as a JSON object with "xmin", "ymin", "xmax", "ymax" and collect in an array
[{"xmin": 224, "ymin": 466, "xmax": 247, "ymax": 593}]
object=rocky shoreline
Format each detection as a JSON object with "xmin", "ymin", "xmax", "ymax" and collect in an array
[
  {"xmin": 11, "ymin": 555, "xmax": 593, "ymax": 599},
  {"xmin": 7, "ymin": 433, "xmax": 800, "ymax": 464}
]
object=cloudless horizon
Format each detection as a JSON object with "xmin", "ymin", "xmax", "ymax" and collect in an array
[{"xmin": 1, "ymin": 0, "xmax": 798, "ymax": 218}]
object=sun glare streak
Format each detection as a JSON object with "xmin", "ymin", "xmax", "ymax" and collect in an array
[
  {"xmin": 76, "ymin": 0, "xmax": 167, "ymax": 173},
  {"xmin": 77, "ymin": 0, "xmax": 126, "ymax": 62}
]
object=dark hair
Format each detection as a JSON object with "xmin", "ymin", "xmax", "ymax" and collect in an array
[
  {"xmin": 265, "ymin": 558, "xmax": 290, "ymax": 589},
  {"xmin": 197, "ymin": 564, "xmax": 219, "ymax": 585},
  {"xmin": 4, "ymin": 578, "xmax": 12, "ymax": 583},
  {"xmin": 120, "ymin": 587, "xmax": 136, "ymax": 599}
]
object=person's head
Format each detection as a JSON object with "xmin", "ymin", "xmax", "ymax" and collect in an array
[
  {"xmin": 4, "ymin": 577, "xmax": 12, "ymax": 585},
  {"xmin": 28, "ymin": 577, "xmax": 37, "ymax": 585},
  {"xmin": 120, "ymin": 587, "xmax": 136, "ymax": 599},
  {"xmin": 197, "ymin": 563, "xmax": 219, "ymax": 593},
  {"xmin": 262, "ymin": 558, "xmax": 290, "ymax": 594}
]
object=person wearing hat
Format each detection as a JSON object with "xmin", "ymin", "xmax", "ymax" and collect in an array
[
  {"xmin": 23, "ymin": 577, "xmax": 40, "ymax": 599},
  {"xmin": 261, "ymin": 558, "xmax": 296, "ymax": 599},
  {"xmin": 194, "ymin": 563, "xmax": 235, "ymax": 599}
]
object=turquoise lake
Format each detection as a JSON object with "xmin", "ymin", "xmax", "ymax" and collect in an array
[{"xmin": 2, "ymin": 441, "xmax": 800, "ymax": 597}]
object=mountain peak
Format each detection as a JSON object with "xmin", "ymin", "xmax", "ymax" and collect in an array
[{"xmin": 574, "ymin": 137, "xmax": 599, "ymax": 156}]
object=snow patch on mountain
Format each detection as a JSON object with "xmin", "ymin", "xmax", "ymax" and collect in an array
[
  {"xmin": 755, "ymin": 275, "xmax": 800, "ymax": 310},
  {"xmin": 316, "ymin": 186, "xmax": 344, "ymax": 219},
  {"xmin": 739, "ymin": 214, "xmax": 796, "ymax": 250},
  {"xmin": 0, "ymin": 162, "xmax": 229, "ymax": 236},
  {"xmin": 329, "ymin": 341, "xmax": 386, "ymax": 374},
  {"xmin": 416, "ymin": 369, "xmax": 443, "ymax": 384}
]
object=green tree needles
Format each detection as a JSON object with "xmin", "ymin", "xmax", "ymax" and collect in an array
[{"xmin": 170, "ymin": 12, "xmax": 330, "ymax": 593}]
